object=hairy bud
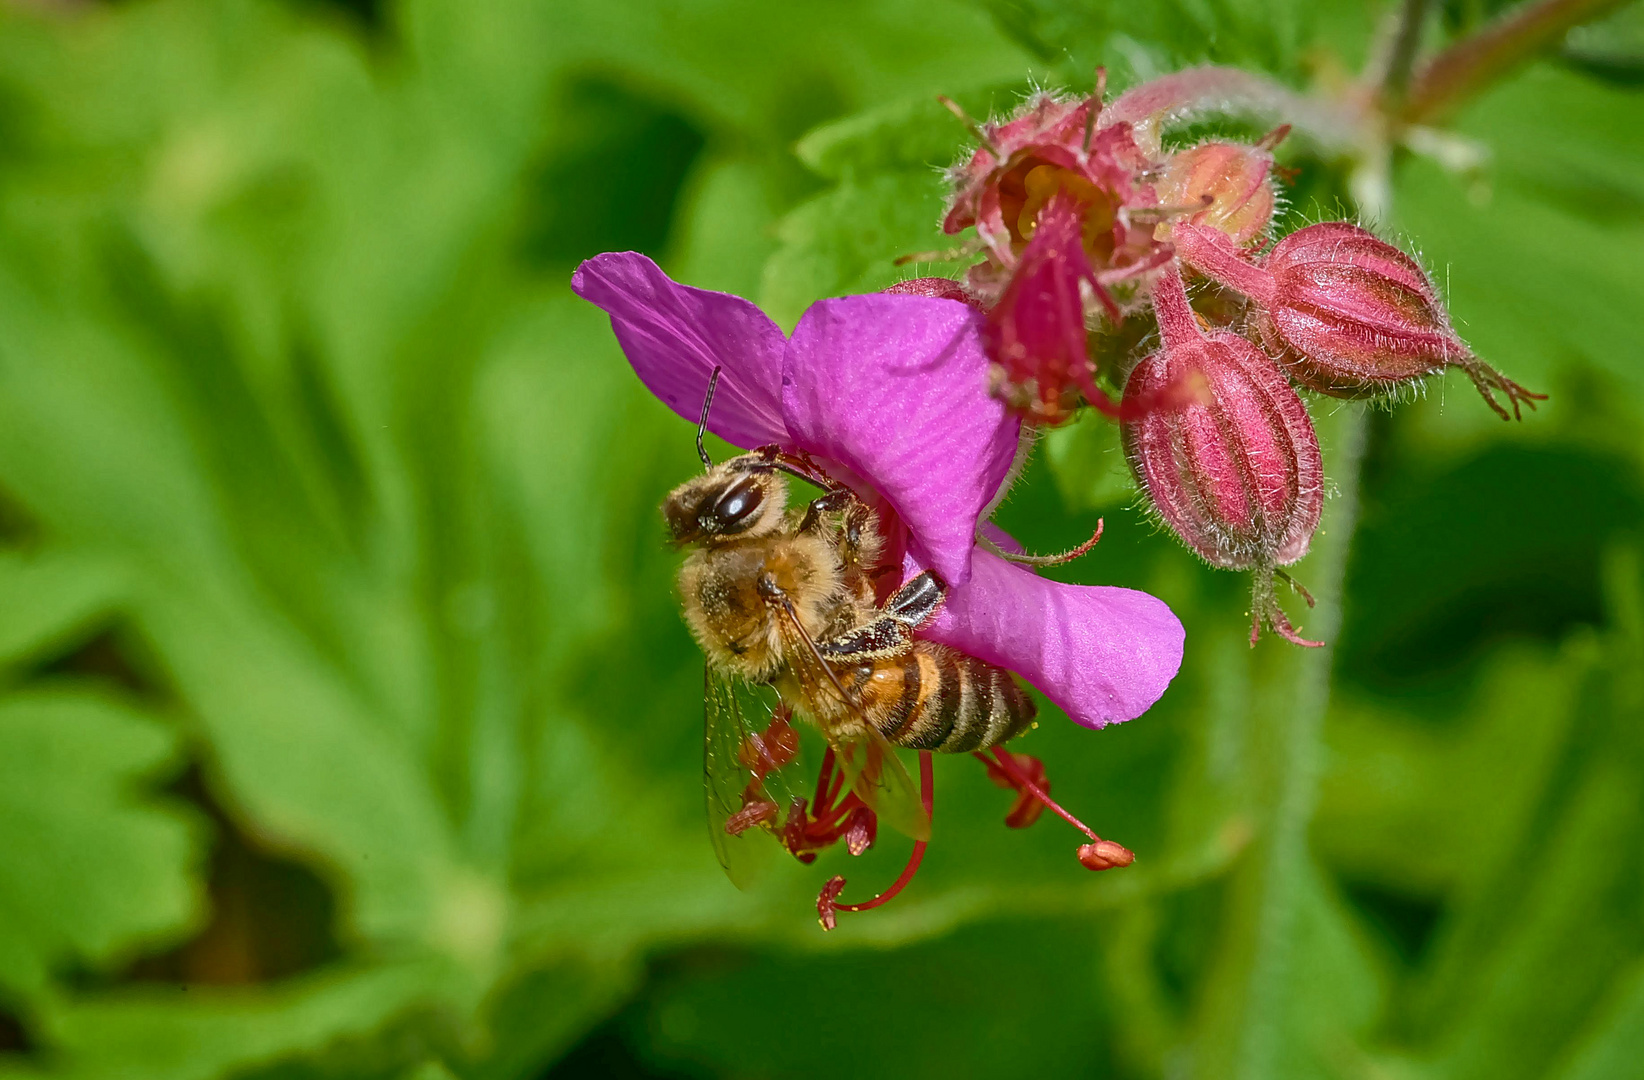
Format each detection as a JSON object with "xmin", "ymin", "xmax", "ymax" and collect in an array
[
  {"xmin": 1171, "ymin": 222, "xmax": 1546, "ymax": 420},
  {"xmin": 1157, "ymin": 131, "xmax": 1285, "ymax": 245},
  {"xmin": 1124, "ymin": 267, "xmax": 1324, "ymax": 646}
]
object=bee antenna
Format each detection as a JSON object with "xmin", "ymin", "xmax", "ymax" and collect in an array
[{"xmin": 696, "ymin": 367, "xmax": 722, "ymax": 470}]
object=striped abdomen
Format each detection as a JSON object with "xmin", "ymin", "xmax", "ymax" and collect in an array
[{"xmin": 848, "ymin": 642, "xmax": 1035, "ymax": 753}]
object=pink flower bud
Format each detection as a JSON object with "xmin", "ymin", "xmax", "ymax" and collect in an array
[
  {"xmin": 1171, "ymin": 222, "xmax": 1546, "ymax": 420},
  {"xmin": 1157, "ymin": 131, "xmax": 1285, "ymax": 246},
  {"xmin": 1124, "ymin": 267, "xmax": 1324, "ymax": 647}
]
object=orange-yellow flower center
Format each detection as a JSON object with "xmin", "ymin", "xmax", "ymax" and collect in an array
[{"xmin": 1002, "ymin": 161, "xmax": 1121, "ymax": 264}]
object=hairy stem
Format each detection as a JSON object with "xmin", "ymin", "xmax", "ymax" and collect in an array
[
  {"xmin": 1227, "ymin": 403, "xmax": 1370, "ymax": 1079},
  {"xmin": 1403, "ymin": 0, "xmax": 1630, "ymax": 124},
  {"xmin": 1102, "ymin": 65, "xmax": 1361, "ymax": 157}
]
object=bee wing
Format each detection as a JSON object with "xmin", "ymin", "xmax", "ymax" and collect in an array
[
  {"xmin": 772, "ymin": 600, "xmax": 931, "ymax": 842},
  {"xmin": 833, "ymin": 727, "xmax": 930, "ymax": 842},
  {"xmin": 703, "ymin": 665, "xmax": 800, "ymax": 889}
]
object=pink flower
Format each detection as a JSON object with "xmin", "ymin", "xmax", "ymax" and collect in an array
[
  {"xmin": 980, "ymin": 189, "xmax": 1108, "ymax": 424},
  {"xmin": 943, "ymin": 92, "xmax": 1159, "ymax": 288},
  {"xmin": 571, "ymin": 251, "xmax": 1184, "ymax": 727}
]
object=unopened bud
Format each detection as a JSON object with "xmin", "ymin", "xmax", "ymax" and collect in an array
[
  {"xmin": 1077, "ymin": 840, "xmax": 1135, "ymax": 870},
  {"xmin": 1125, "ymin": 268, "xmax": 1322, "ymax": 571},
  {"xmin": 1172, "ymin": 222, "xmax": 1546, "ymax": 420},
  {"xmin": 1157, "ymin": 134, "xmax": 1283, "ymax": 245},
  {"xmin": 1125, "ymin": 267, "xmax": 1324, "ymax": 647}
]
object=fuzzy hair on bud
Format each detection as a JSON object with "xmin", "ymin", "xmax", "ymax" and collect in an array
[
  {"xmin": 883, "ymin": 277, "xmax": 982, "ymax": 308},
  {"xmin": 1157, "ymin": 134, "xmax": 1284, "ymax": 246},
  {"xmin": 1172, "ymin": 222, "xmax": 1546, "ymax": 420},
  {"xmin": 1124, "ymin": 267, "xmax": 1325, "ymax": 646}
]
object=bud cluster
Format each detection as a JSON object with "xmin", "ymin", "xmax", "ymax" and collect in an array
[{"xmin": 924, "ymin": 74, "xmax": 1543, "ymax": 645}]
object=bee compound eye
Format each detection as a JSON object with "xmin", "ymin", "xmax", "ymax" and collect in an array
[{"xmin": 710, "ymin": 477, "xmax": 765, "ymax": 532}]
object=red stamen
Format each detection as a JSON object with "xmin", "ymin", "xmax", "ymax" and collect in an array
[
  {"xmin": 817, "ymin": 751, "xmax": 935, "ymax": 930},
  {"xmin": 814, "ymin": 747, "xmax": 841, "ymax": 810},
  {"xmin": 739, "ymin": 705, "xmax": 799, "ymax": 779},
  {"xmin": 984, "ymin": 746, "xmax": 1096, "ymax": 840},
  {"xmin": 977, "ymin": 748, "xmax": 1049, "ymax": 827},
  {"xmin": 980, "ymin": 747, "xmax": 1136, "ymax": 871},
  {"xmin": 809, "ymin": 792, "xmax": 862, "ymax": 832},
  {"xmin": 725, "ymin": 799, "xmax": 779, "ymax": 835}
]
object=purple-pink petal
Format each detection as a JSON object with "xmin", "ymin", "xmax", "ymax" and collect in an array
[
  {"xmin": 912, "ymin": 547, "xmax": 1185, "ymax": 728},
  {"xmin": 571, "ymin": 252, "xmax": 788, "ymax": 449},
  {"xmin": 781, "ymin": 294, "xmax": 1020, "ymax": 588}
]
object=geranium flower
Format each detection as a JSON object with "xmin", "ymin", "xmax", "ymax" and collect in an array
[
  {"xmin": 939, "ymin": 85, "xmax": 1242, "ymax": 425},
  {"xmin": 573, "ymin": 252, "xmax": 1184, "ymax": 926},
  {"xmin": 572, "ymin": 251, "xmax": 1185, "ymax": 728}
]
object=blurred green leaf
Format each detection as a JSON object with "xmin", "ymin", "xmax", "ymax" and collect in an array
[
  {"xmin": 1395, "ymin": 64, "xmax": 1644, "ymax": 451},
  {"xmin": 31, "ymin": 962, "xmax": 451, "ymax": 1080},
  {"xmin": 0, "ymin": 553, "xmax": 126, "ymax": 668},
  {"xmin": 0, "ymin": 691, "xmax": 197, "ymax": 999}
]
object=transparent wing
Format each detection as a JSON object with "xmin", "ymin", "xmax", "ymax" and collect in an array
[
  {"xmin": 703, "ymin": 665, "xmax": 801, "ymax": 889},
  {"xmin": 833, "ymin": 730, "xmax": 929, "ymax": 842},
  {"xmin": 772, "ymin": 601, "xmax": 930, "ymax": 842}
]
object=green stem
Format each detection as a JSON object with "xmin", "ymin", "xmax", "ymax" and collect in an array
[
  {"xmin": 1379, "ymin": 0, "xmax": 1435, "ymax": 104},
  {"xmin": 1230, "ymin": 404, "xmax": 1369, "ymax": 1080},
  {"xmin": 1403, "ymin": 0, "xmax": 1630, "ymax": 124}
]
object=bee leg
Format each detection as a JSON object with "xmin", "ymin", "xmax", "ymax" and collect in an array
[
  {"xmin": 884, "ymin": 570, "xmax": 945, "ymax": 626},
  {"xmin": 818, "ymin": 571, "xmax": 947, "ymax": 661},
  {"xmin": 797, "ymin": 488, "xmax": 884, "ymax": 601},
  {"xmin": 797, "ymin": 487, "xmax": 858, "ymax": 533},
  {"xmin": 746, "ymin": 445, "xmax": 843, "ymax": 493}
]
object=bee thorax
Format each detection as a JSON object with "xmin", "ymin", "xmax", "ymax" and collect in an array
[{"xmin": 678, "ymin": 532, "xmax": 845, "ymax": 682}]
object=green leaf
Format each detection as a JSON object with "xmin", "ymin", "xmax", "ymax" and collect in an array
[
  {"xmin": 1040, "ymin": 411, "xmax": 1138, "ymax": 514},
  {"xmin": 0, "ymin": 690, "xmax": 198, "ymax": 998},
  {"xmin": 29, "ymin": 962, "xmax": 451, "ymax": 1080},
  {"xmin": 0, "ymin": 552, "xmax": 126, "ymax": 668},
  {"xmin": 1556, "ymin": 959, "xmax": 1644, "ymax": 1080}
]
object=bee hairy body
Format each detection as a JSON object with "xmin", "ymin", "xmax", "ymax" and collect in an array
[
  {"xmin": 824, "ymin": 642, "xmax": 1036, "ymax": 752},
  {"xmin": 677, "ymin": 529, "xmax": 850, "ymax": 683},
  {"xmin": 668, "ymin": 447, "xmax": 1034, "ymax": 759}
]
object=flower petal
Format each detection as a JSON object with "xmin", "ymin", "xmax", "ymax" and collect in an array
[
  {"xmin": 914, "ymin": 547, "xmax": 1184, "ymax": 728},
  {"xmin": 781, "ymin": 294, "xmax": 1018, "ymax": 586},
  {"xmin": 571, "ymin": 252, "xmax": 789, "ymax": 449}
]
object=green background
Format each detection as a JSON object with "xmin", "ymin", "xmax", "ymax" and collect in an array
[{"xmin": 0, "ymin": 0, "xmax": 1640, "ymax": 1077}]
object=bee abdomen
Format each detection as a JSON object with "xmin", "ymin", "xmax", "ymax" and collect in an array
[{"xmin": 878, "ymin": 643, "xmax": 1035, "ymax": 753}]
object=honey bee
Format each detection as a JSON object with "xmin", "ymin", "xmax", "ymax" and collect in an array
[{"xmin": 666, "ymin": 371, "xmax": 1037, "ymax": 882}]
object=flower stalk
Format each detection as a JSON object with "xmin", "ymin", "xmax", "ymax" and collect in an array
[{"xmin": 1402, "ymin": 0, "xmax": 1632, "ymax": 124}]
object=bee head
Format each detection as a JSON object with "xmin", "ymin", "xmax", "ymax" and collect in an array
[{"xmin": 663, "ymin": 459, "xmax": 787, "ymax": 545}]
